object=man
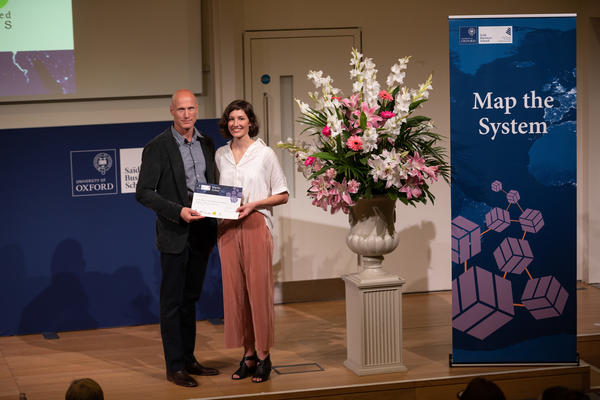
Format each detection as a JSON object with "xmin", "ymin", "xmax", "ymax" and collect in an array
[{"xmin": 136, "ymin": 89, "xmax": 219, "ymax": 387}]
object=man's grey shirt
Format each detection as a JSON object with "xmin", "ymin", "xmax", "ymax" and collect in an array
[{"xmin": 170, "ymin": 126, "xmax": 207, "ymax": 195}]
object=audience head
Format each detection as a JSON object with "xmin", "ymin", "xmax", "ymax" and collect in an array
[
  {"xmin": 458, "ymin": 377, "xmax": 506, "ymax": 400},
  {"xmin": 65, "ymin": 378, "xmax": 104, "ymax": 400},
  {"xmin": 539, "ymin": 386, "xmax": 589, "ymax": 400}
]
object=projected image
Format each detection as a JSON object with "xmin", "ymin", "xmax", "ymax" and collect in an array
[{"xmin": 0, "ymin": 0, "xmax": 75, "ymax": 98}]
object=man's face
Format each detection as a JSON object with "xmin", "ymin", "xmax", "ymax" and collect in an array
[{"xmin": 170, "ymin": 92, "xmax": 198, "ymax": 134}]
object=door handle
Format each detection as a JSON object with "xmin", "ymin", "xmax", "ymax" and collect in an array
[{"xmin": 263, "ymin": 92, "xmax": 270, "ymax": 145}]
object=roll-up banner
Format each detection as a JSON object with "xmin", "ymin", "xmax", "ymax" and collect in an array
[{"xmin": 449, "ymin": 14, "xmax": 577, "ymax": 365}]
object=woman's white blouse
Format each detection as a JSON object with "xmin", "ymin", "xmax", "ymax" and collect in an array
[{"xmin": 215, "ymin": 138, "xmax": 288, "ymax": 232}]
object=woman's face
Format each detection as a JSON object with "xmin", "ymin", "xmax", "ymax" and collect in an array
[{"xmin": 227, "ymin": 109, "xmax": 251, "ymax": 140}]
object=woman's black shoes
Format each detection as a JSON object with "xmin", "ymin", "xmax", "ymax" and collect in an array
[
  {"xmin": 231, "ymin": 353, "xmax": 258, "ymax": 380},
  {"xmin": 252, "ymin": 355, "xmax": 272, "ymax": 383}
]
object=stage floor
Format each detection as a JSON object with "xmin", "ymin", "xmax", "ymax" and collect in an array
[{"xmin": 1, "ymin": 282, "xmax": 598, "ymax": 400}]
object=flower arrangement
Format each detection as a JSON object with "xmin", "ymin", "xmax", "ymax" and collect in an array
[{"xmin": 278, "ymin": 49, "xmax": 450, "ymax": 214}]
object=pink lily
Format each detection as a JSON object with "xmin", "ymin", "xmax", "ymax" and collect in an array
[
  {"xmin": 341, "ymin": 93, "xmax": 361, "ymax": 111},
  {"xmin": 399, "ymin": 176, "xmax": 424, "ymax": 199},
  {"xmin": 354, "ymin": 102, "xmax": 383, "ymax": 128}
]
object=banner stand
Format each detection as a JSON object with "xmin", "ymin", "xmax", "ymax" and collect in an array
[
  {"xmin": 448, "ymin": 353, "xmax": 580, "ymax": 368},
  {"xmin": 449, "ymin": 14, "xmax": 578, "ymax": 366}
]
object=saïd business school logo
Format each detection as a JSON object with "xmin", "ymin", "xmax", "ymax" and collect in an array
[
  {"xmin": 70, "ymin": 149, "xmax": 118, "ymax": 197},
  {"xmin": 478, "ymin": 25, "xmax": 513, "ymax": 44}
]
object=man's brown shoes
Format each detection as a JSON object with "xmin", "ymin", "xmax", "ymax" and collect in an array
[
  {"xmin": 166, "ymin": 363, "xmax": 219, "ymax": 387},
  {"xmin": 185, "ymin": 361, "xmax": 219, "ymax": 376},
  {"xmin": 166, "ymin": 370, "xmax": 198, "ymax": 387}
]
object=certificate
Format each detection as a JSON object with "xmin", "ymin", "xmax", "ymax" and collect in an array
[{"xmin": 191, "ymin": 183, "xmax": 242, "ymax": 219}]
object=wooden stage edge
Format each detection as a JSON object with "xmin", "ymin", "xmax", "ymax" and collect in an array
[
  {"xmin": 0, "ymin": 283, "xmax": 598, "ymax": 400},
  {"xmin": 196, "ymin": 364, "xmax": 593, "ymax": 400}
]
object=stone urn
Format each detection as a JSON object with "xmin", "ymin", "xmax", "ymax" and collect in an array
[{"xmin": 346, "ymin": 196, "xmax": 401, "ymax": 282}]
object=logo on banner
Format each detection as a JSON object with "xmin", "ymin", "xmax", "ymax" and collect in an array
[
  {"xmin": 93, "ymin": 152, "xmax": 113, "ymax": 175},
  {"xmin": 70, "ymin": 149, "xmax": 118, "ymax": 197},
  {"xmin": 119, "ymin": 148, "xmax": 143, "ymax": 194},
  {"xmin": 478, "ymin": 25, "xmax": 513, "ymax": 44},
  {"xmin": 459, "ymin": 26, "xmax": 478, "ymax": 44}
]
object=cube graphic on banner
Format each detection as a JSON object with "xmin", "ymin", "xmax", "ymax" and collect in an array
[
  {"xmin": 521, "ymin": 276, "xmax": 569, "ymax": 320},
  {"xmin": 491, "ymin": 180, "xmax": 503, "ymax": 192},
  {"xmin": 452, "ymin": 216, "xmax": 481, "ymax": 264},
  {"xmin": 519, "ymin": 208, "xmax": 545, "ymax": 233},
  {"xmin": 506, "ymin": 189, "xmax": 520, "ymax": 204},
  {"xmin": 452, "ymin": 266, "xmax": 514, "ymax": 340},
  {"xmin": 486, "ymin": 207, "xmax": 511, "ymax": 232},
  {"xmin": 493, "ymin": 237, "xmax": 533, "ymax": 275}
]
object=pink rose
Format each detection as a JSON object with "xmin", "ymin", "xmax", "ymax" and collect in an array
[{"xmin": 322, "ymin": 126, "xmax": 331, "ymax": 137}]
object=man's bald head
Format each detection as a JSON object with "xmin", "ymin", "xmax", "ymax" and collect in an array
[
  {"xmin": 170, "ymin": 89, "xmax": 198, "ymax": 137},
  {"xmin": 171, "ymin": 89, "xmax": 197, "ymax": 107}
]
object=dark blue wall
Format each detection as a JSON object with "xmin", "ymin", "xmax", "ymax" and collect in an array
[{"xmin": 0, "ymin": 119, "xmax": 226, "ymax": 336}]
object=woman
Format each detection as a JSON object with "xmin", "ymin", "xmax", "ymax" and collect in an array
[{"xmin": 216, "ymin": 99, "xmax": 288, "ymax": 383}]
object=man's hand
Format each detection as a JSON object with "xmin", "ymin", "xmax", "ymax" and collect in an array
[{"xmin": 180, "ymin": 207, "xmax": 205, "ymax": 223}]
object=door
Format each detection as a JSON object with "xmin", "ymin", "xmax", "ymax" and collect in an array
[{"xmin": 244, "ymin": 28, "xmax": 361, "ymax": 283}]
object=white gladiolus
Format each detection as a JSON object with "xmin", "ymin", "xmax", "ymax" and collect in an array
[
  {"xmin": 362, "ymin": 127, "xmax": 379, "ymax": 153},
  {"xmin": 386, "ymin": 56, "xmax": 410, "ymax": 88},
  {"xmin": 348, "ymin": 51, "xmax": 381, "ymax": 108},
  {"xmin": 327, "ymin": 114, "xmax": 344, "ymax": 137},
  {"xmin": 417, "ymin": 82, "xmax": 432, "ymax": 99},
  {"xmin": 307, "ymin": 70, "xmax": 324, "ymax": 86},
  {"xmin": 394, "ymin": 87, "xmax": 412, "ymax": 115},
  {"xmin": 295, "ymin": 99, "xmax": 311, "ymax": 114}
]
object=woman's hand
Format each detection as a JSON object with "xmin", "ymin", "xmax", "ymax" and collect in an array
[
  {"xmin": 235, "ymin": 193, "xmax": 288, "ymax": 219},
  {"xmin": 236, "ymin": 202, "xmax": 256, "ymax": 219}
]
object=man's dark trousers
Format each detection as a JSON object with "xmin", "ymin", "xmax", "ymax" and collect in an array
[{"xmin": 160, "ymin": 219, "xmax": 216, "ymax": 372}]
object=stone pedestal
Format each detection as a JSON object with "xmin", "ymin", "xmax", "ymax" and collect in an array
[{"xmin": 342, "ymin": 268, "xmax": 407, "ymax": 375}]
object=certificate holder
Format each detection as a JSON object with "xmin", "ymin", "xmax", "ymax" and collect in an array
[{"xmin": 191, "ymin": 183, "xmax": 242, "ymax": 219}]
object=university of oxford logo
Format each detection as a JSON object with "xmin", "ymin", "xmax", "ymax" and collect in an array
[{"xmin": 93, "ymin": 152, "xmax": 113, "ymax": 175}]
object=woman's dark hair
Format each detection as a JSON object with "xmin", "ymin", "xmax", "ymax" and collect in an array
[{"xmin": 218, "ymin": 99, "xmax": 259, "ymax": 139}]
